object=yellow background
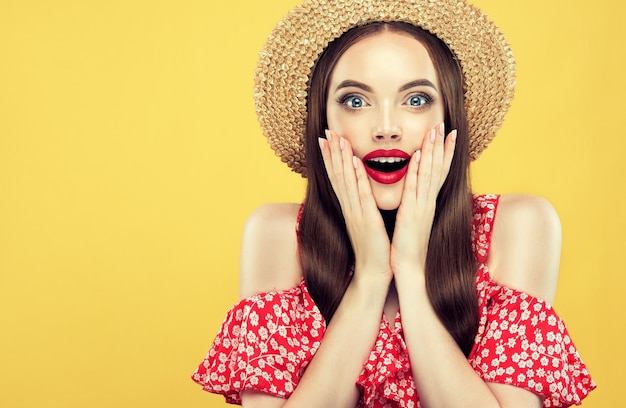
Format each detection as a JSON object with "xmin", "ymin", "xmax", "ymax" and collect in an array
[{"xmin": 0, "ymin": 0, "xmax": 622, "ymax": 406}]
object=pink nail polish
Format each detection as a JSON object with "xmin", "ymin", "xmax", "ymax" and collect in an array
[
  {"xmin": 430, "ymin": 129, "xmax": 436, "ymax": 143},
  {"xmin": 339, "ymin": 137, "xmax": 345, "ymax": 150},
  {"xmin": 325, "ymin": 129, "xmax": 333, "ymax": 142}
]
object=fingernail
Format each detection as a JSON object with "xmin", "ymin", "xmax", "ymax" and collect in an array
[
  {"xmin": 339, "ymin": 137, "xmax": 345, "ymax": 150},
  {"xmin": 415, "ymin": 150, "xmax": 421, "ymax": 161},
  {"xmin": 439, "ymin": 122, "xmax": 445, "ymax": 135},
  {"xmin": 352, "ymin": 156, "xmax": 359, "ymax": 169},
  {"xmin": 325, "ymin": 129, "xmax": 332, "ymax": 142},
  {"xmin": 450, "ymin": 129, "xmax": 458, "ymax": 142},
  {"xmin": 430, "ymin": 128, "xmax": 436, "ymax": 143}
]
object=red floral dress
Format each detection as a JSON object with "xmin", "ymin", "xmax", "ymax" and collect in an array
[{"xmin": 191, "ymin": 195, "xmax": 595, "ymax": 407}]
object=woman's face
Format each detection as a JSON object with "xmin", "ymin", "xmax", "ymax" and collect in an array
[{"xmin": 326, "ymin": 30, "xmax": 444, "ymax": 210}]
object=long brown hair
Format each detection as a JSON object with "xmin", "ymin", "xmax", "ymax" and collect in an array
[{"xmin": 298, "ymin": 22, "xmax": 478, "ymax": 356}]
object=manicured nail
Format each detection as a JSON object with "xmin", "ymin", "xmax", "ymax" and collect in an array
[
  {"xmin": 339, "ymin": 137, "xmax": 345, "ymax": 150},
  {"xmin": 439, "ymin": 122, "xmax": 445, "ymax": 136},
  {"xmin": 430, "ymin": 128, "xmax": 436, "ymax": 143},
  {"xmin": 450, "ymin": 129, "xmax": 458, "ymax": 142},
  {"xmin": 325, "ymin": 129, "xmax": 333, "ymax": 142},
  {"xmin": 352, "ymin": 156, "xmax": 359, "ymax": 169},
  {"xmin": 415, "ymin": 150, "xmax": 421, "ymax": 162},
  {"xmin": 318, "ymin": 137, "xmax": 325, "ymax": 150}
]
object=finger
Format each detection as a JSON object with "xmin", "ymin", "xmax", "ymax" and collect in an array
[
  {"xmin": 441, "ymin": 129, "xmax": 456, "ymax": 182},
  {"xmin": 319, "ymin": 133, "xmax": 336, "ymax": 186},
  {"xmin": 352, "ymin": 156, "xmax": 378, "ymax": 215},
  {"xmin": 326, "ymin": 129, "xmax": 347, "ymax": 190},
  {"xmin": 318, "ymin": 135, "xmax": 333, "ymax": 180},
  {"xmin": 319, "ymin": 131, "xmax": 350, "ymax": 211},
  {"xmin": 339, "ymin": 136, "xmax": 363, "ymax": 216},
  {"xmin": 416, "ymin": 127, "xmax": 435, "ymax": 203},
  {"xmin": 430, "ymin": 122, "xmax": 446, "ymax": 196},
  {"xmin": 400, "ymin": 150, "xmax": 420, "ymax": 207}
]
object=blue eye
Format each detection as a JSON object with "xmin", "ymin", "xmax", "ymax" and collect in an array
[
  {"xmin": 407, "ymin": 94, "xmax": 429, "ymax": 107},
  {"xmin": 345, "ymin": 96, "xmax": 365, "ymax": 109}
]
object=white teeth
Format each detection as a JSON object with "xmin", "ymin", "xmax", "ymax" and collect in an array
[{"xmin": 368, "ymin": 157, "xmax": 406, "ymax": 163}]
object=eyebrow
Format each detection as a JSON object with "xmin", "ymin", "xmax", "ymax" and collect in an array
[
  {"xmin": 334, "ymin": 79, "xmax": 438, "ymax": 93},
  {"xmin": 335, "ymin": 80, "xmax": 373, "ymax": 93},
  {"xmin": 398, "ymin": 79, "xmax": 438, "ymax": 92}
]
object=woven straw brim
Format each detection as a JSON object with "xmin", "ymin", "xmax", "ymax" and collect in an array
[{"xmin": 254, "ymin": 0, "xmax": 516, "ymax": 177}]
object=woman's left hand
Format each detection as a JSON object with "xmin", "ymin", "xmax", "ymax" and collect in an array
[{"xmin": 390, "ymin": 123, "xmax": 456, "ymax": 276}]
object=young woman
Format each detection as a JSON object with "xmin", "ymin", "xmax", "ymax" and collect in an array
[{"xmin": 192, "ymin": 1, "xmax": 595, "ymax": 406}]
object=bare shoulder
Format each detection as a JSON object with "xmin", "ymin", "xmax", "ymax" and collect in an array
[
  {"xmin": 487, "ymin": 194, "xmax": 562, "ymax": 304},
  {"xmin": 239, "ymin": 203, "xmax": 303, "ymax": 299}
]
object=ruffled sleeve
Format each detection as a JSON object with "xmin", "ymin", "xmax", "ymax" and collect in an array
[
  {"xmin": 191, "ymin": 281, "xmax": 325, "ymax": 404},
  {"xmin": 469, "ymin": 277, "xmax": 596, "ymax": 407}
]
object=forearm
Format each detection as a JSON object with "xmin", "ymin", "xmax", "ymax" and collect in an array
[
  {"xmin": 395, "ymin": 273, "xmax": 501, "ymax": 408},
  {"xmin": 281, "ymin": 274, "xmax": 388, "ymax": 408}
]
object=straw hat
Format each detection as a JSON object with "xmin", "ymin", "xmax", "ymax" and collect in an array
[{"xmin": 254, "ymin": 0, "xmax": 516, "ymax": 177}]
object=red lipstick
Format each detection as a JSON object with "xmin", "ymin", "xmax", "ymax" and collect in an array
[{"xmin": 362, "ymin": 149, "xmax": 411, "ymax": 184}]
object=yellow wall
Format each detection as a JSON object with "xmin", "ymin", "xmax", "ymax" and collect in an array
[{"xmin": 0, "ymin": 0, "xmax": 621, "ymax": 406}]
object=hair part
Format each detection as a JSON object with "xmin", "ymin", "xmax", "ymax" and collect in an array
[{"xmin": 298, "ymin": 22, "xmax": 479, "ymax": 356}]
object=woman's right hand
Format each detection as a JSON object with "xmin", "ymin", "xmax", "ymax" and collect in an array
[{"xmin": 318, "ymin": 130, "xmax": 393, "ymax": 287}]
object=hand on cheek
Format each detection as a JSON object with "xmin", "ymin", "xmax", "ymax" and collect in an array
[
  {"xmin": 319, "ymin": 130, "xmax": 393, "ymax": 283},
  {"xmin": 392, "ymin": 123, "xmax": 457, "ymax": 273}
]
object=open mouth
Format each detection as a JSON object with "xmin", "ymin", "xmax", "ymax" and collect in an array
[
  {"xmin": 365, "ymin": 157, "xmax": 409, "ymax": 173},
  {"xmin": 362, "ymin": 150, "xmax": 412, "ymax": 185}
]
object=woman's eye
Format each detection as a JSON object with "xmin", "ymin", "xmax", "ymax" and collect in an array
[
  {"xmin": 343, "ymin": 96, "xmax": 365, "ymax": 109},
  {"xmin": 407, "ymin": 94, "xmax": 429, "ymax": 107}
]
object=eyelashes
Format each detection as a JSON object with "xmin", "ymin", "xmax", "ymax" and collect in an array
[
  {"xmin": 337, "ymin": 94, "xmax": 368, "ymax": 110},
  {"xmin": 406, "ymin": 93, "xmax": 434, "ymax": 108},
  {"xmin": 336, "ymin": 92, "xmax": 436, "ymax": 111}
]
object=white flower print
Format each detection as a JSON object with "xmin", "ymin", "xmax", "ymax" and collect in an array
[{"xmin": 192, "ymin": 195, "xmax": 594, "ymax": 407}]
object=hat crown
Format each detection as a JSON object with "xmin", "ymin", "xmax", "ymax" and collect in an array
[{"xmin": 255, "ymin": 0, "xmax": 516, "ymax": 176}]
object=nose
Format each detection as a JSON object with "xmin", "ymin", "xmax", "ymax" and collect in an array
[{"xmin": 373, "ymin": 102, "xmax": 402, "ymax": 141}]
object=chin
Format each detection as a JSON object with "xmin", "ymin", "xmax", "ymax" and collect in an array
[
  {"xmin": 377, "ymin": 202, "xmax": 400, "ymax": 211},
  {"xmin": 371, "ymin": 180, "xmax": 404, "ymax": 211},
  {"xmin": 372, "ymin": 191, "xmax": 402, "ymax": 211}
]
